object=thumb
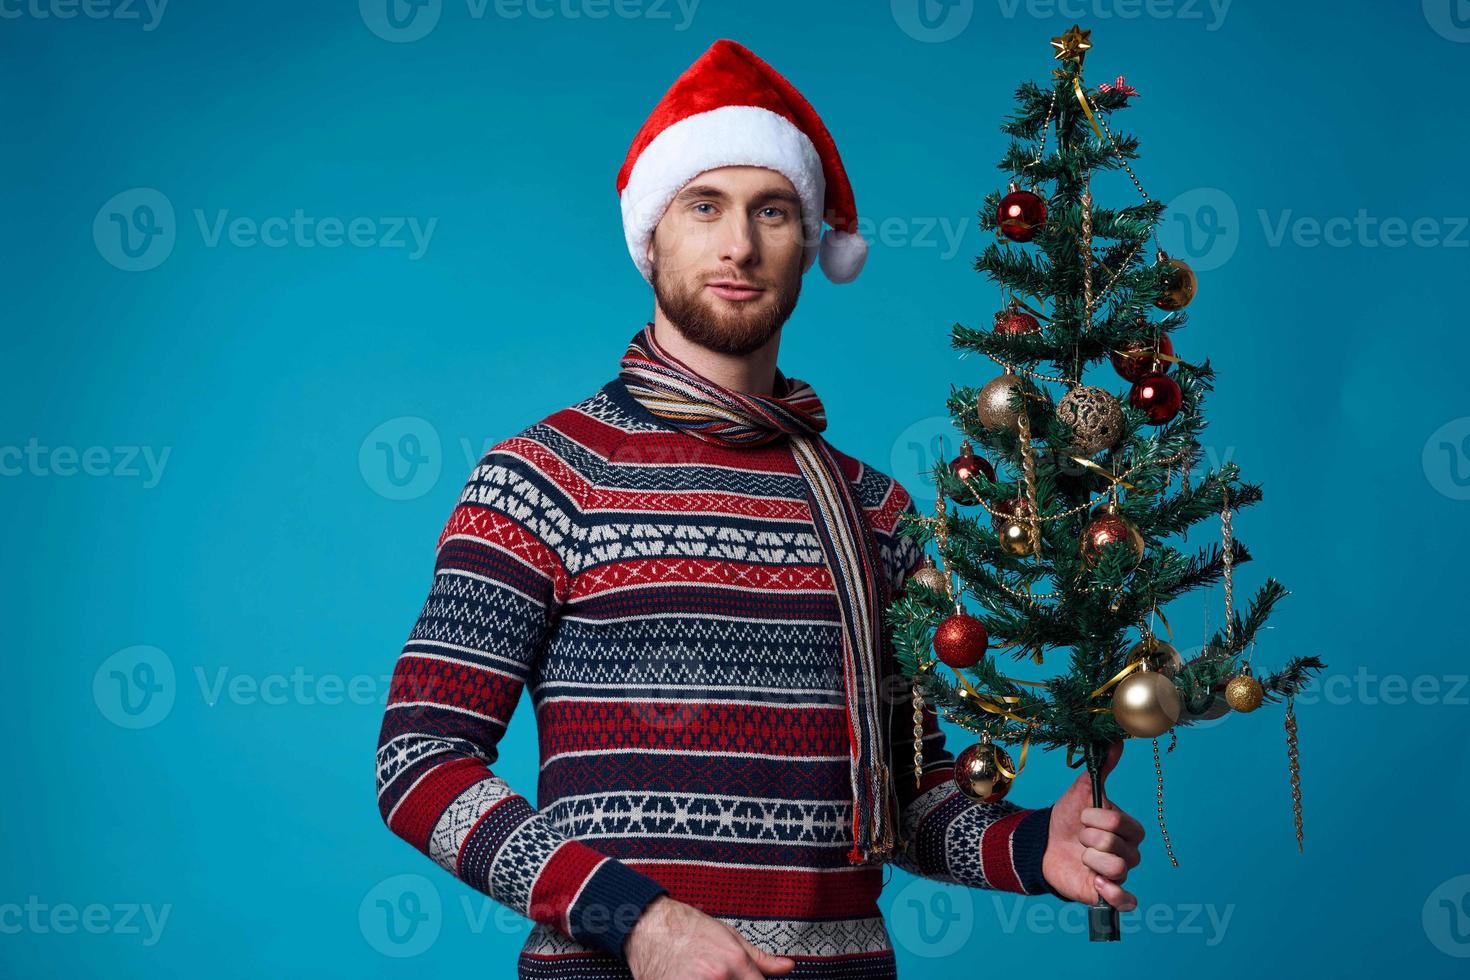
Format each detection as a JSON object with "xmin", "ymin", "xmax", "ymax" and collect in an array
[{"xmin": 737, "ymin": 934, "xmax": 795, "ymax": 973}]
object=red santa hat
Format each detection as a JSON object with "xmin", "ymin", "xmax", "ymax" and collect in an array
[{"xmin": 616, "ymin": 39, "xmax": 868, "ymax": 285}]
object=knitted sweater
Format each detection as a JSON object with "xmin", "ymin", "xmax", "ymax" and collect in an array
[{"xmin": 375, "ymin": 374, "xmax": 1058, "ymax": 979}]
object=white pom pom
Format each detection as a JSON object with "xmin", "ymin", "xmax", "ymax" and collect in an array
[{"xmin": 818, "ymin": 227, "xmax": 868, "ymax": 284}]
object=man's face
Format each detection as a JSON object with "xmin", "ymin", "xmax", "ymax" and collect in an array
[{"xmin": 646, "ymin": 166, "xmax": 806, "ymax": 357}]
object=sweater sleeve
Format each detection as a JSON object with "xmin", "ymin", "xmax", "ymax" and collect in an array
[
  {"xmin": 884, "ymin": 495, "xmax": 1064, "ymax": 898},
  {"xmin": 375, "ymin": 434, "xmax": 669, "ymax": 959}
]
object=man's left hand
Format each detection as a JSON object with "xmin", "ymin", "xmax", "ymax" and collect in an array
[{"xmin": 1040, "ymin": 740, "xmax": 1144, "ymax": 911}]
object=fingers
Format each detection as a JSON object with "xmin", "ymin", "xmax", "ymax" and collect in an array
[
  {"xmin": 1077, "ymin": 827, "xmax": 1141, "ymax": 869},
  {"xmin": 1093, "ymin": 874, "xmax": 1138, "ymax": 913},
  {"xmin": 1081, "ymin": 805, "xmax": 1145, "ymax": 845},
  {"xmin": 1082, "ymin": 843, "xmax": 1132, "ymax": 881},
  {"xmin": 735, "ymin": 933, "xmax": 796, "ymax": 976}
]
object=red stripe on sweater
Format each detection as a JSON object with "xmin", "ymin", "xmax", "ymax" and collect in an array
[
  {"xmin": 387, "ymin": 655, "xmax": 520, "ymax": 719},
  {"xmin": 572, "ymin": 555, "xmax": 836, "ymax": 596},
  {"xmin": 553, "ymin": 403, "xmax": 866, "ymax": 484},
  {"xmin": 979, "ymin": 808, "xmax": 1027, "ymax": 892},
  {"xmin": 438, "ymin": 499, "xmax": 569, "ymax": 603},
  {"xmin": 390, "ymin": 757, "xmax": 490, "ymax": 851},
  {"xmin": 539, "ymin": 699, "xmax": 851, "ymax": 759},
  {"xmin": 530, "ymin": 840, "xmax": 608, "ymax": 934}
]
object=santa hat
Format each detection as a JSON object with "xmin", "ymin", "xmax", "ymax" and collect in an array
[{"xmin": 616, "ymin": 39, "xmax": 868, "ymax": 285}]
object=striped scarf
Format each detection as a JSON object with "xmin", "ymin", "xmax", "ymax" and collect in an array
[{"xmin": 618, "ymin": 321, "xmax": 899, "ymax": 866}]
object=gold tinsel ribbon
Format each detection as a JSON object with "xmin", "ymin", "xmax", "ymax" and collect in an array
[
  {"xmin": 1067, "ymin": 455, "xmax": 1155, "ymax": 494},
  {"xmin": 949, "ymin": 671, "xmax": 1043, "ymax": 779},
  {"xmin": 1086, "ymin": 658, "xmax": 1147, "ymax": 714},
  {"xmin": 1009, "ymin": 293, "xmax": 1051, "ymax": 322},
  {"xmin": 1112, "ymin": 347, "xmax": 1190, "ymax": 370},
  {"xmin": 1074, "ymin": 77, "xmax": 1104, "ymax": 140}
]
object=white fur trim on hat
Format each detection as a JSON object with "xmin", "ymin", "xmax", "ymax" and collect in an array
[
  {"xmin": 818, "ymin": 227, "xmax": 868, "ymax": 284},
  {"xmin": 619, "ymin": 104, "xmax": 826, "ymax": 282}
]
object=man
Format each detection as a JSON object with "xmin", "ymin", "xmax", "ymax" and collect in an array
[{"xmin": 376, "ymin": 39, "xmax": 1143, "ymax": 980}]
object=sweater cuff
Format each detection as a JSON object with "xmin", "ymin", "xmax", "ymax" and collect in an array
[
  {"xmin": 1011, "ymin": 806, "xmax": 1064, "ymax": 898},
  {"xmin": 567, "ymin": 857, "xmax": 670, "ymax": 960}
]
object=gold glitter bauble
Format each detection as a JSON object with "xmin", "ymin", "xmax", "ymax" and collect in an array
[
  {"xmin": 1127, "ymin": 636, "xmax": 1183, "ymax": 679},
  {"xmin": 1056, "ymin": 385, "xmax": 1124, "ymax": 455},
  {"xmin": 1154, "ymin": 253, "xmax": 1198, "ymax": 311},
  {"xmin": 998, "ymin": 518, "xmax": 1033, "ymax": 556},
  {"xmin": 977, "ymin": 372, "xmax": 1034, "ymax": 433},
  {"xmin": 1224, "ymin": 672, "xmax": 1264, "ymax": 712},
  {"xmin": 1112, "ymin": 670, "xmax": 1181, "ymax": 738},
  {"xmin": 910, "ymin": 558, "xmax": 950, "ymax": 594},
  {"xmin": 954, "ymin": 742, "xmax": 1015, "ymax": 802}
]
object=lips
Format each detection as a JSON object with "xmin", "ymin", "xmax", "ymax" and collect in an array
[{"xmin": 706, "ymin": 280, "xmax": 765, "ymax": 301}]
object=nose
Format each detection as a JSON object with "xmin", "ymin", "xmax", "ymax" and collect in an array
[{"xmin": 717, "ymin": 213, "xmax": 759, "ymax": 268}]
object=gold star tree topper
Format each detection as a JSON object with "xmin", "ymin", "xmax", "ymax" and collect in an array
[{"xmin": 1051, "ymin": 24, "xmax": 1093, "ymax": 66}]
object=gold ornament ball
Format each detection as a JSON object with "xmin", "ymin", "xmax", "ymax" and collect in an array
[
  {"xmin": 1127, "ymin": 636, "xmax": 1183, "ymax": 679},
  {"xmin": 1079, "ymin": 503, "xmax": 1145, "ymax": 568},
  {"xmin": 954, "ymin": 742, "xmax": 1015, "ymax": 802},
  {"xmin": 998, "ymin": 518, "xmax": 1034, "ymax": 556},
  {"xmin": 977, "ymin": 372, "xmax": 1034, "ymax": 433},
  {"xmin": 1112, "ymin": 670, "xmax": 1182, "ymax": 738},
  {"xmin": 1154, "ymin": 253, "xmax": 1198, "ymax": 311},
  {"xmin": 910, "ymin": 559, "xmax": 950, "ymax": 595},
  {"xmin": 1225, "ymin": 673, "xmax": 1265, "ymax": 712},
  {"xmin": 1056, "ymin": 385, "xmax": 1124, "ymax": 455}
]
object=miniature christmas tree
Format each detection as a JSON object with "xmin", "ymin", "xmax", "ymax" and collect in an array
[{"xmin": 886, "ymin": 25, "xmax": 1326, "ymax": 942}]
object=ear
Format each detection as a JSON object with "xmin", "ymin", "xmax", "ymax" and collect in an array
[{"xmin": 645, "ymin": 232, "xmax": 655, "ymax": 267}]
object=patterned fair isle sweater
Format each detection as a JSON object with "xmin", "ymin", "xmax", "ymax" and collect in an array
[{"xmin": 376, "ymin": 374, "xmax": 1058, "ymax": 979}]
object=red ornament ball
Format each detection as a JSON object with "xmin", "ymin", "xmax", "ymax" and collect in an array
[
  {"xmin": 997, "ymin": 187, "xmax": 1047, "ymax": 243},
  {"xmin": 1080, "ymin": 506, "xmax": 1145, "ymax": 568},
  {"xmin": 994, "ymin": 306, "xmax": 1042, "ymax": 336},
  {"xmin": 1128, "ymin": 372, "xmax": 1184, "ymax": 424},
  {"xmin": 934, "ymin": 611, "xmax": 989, "ymax": 668},
  {"xmin": 949, "ymin": 441, "xmax": 996, "ymax": 485},
  {"xmin": 1111, "ymin": 331, "xmax": 1175, "ymax": 383}
]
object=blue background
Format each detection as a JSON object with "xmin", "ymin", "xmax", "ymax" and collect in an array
[{"xmin": 4, "ymin": 0, "xmax": 1468, "ymax": 976}]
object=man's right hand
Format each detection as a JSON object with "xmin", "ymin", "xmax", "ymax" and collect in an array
[{"xmin": 624, "ymin": 895, "xmax": 797, "ymax": 979}]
